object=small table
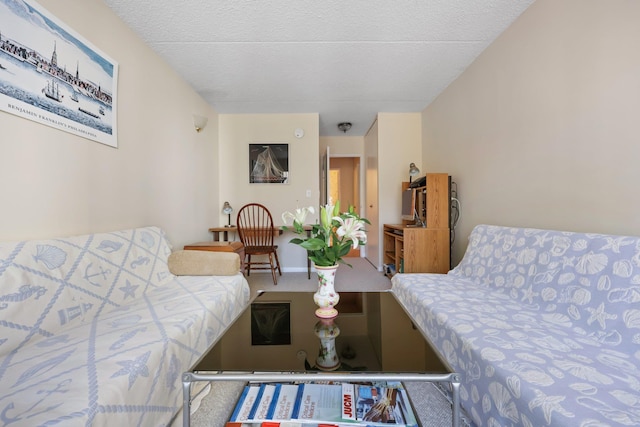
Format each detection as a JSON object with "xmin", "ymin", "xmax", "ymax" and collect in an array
[
  {"xmin": 183, "ymin": 241, "xmax": 245, "ymax": 272},
  {"xmin": 208, "ymin": 226, "xmax": 238, "ymax": 242}
]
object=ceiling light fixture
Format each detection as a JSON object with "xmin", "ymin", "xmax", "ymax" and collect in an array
[
  {"xmin": 337, "ymin": 122, "xmax": 352, "ymax": 133},
  {"xmin": 193, "ymin": 115, "xmax": 208, "ymax": 132}
]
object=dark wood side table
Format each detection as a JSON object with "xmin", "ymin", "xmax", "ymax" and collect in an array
[
  {"xmin": 208, "ymin": 226, "xmax": 238, "ymax": 242},
  {"xmin": 183, "ymin": 241, "xmax": 245, "ymax": 272}
]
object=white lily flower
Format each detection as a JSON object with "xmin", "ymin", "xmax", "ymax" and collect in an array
[
  {"xmin": 282, "ymin": 206, "xmax": 314, "ymax": 225},
  {"xmin": 320, "ymin": 203, "xmax": 334, "ymax": 229},
  {"xmin": 284, "ymin": 200, "xmax": 369, "ymax": 267},
  {"xmin": 335, "ymin": 217, "xmax": 367, "ymax": 249}
]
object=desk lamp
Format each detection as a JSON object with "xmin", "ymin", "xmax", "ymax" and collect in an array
[
  {"xmin": 222, "ymin": 202, "xmax": 234, "ymax": 227},
  {"xmin": 409, "ymin": 163, "xmax": 420, "ymax": 183}
]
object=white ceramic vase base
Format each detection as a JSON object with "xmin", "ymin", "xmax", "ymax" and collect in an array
[
  {"xmin": 315, "ymin": 307, "xmax": 338, "ymax": 319},
  {"xmin": 314, "ymin": 318, "xmax": 341, "ymax": 371},
  {"xmin": 313, "ymin": 264, "xmax": 340, "ymax": 319}
]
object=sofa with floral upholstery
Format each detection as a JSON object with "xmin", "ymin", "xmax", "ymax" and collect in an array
[
  {"xmin": 0, "ymin": 226, "xmax": 250, "ymax": 426},
  {"xmin": 392, "ymin": 224, "xmax": 640, "ymax": 427}
]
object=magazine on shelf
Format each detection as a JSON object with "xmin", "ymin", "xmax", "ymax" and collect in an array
[
  {"xmin": 228, "ymin": 381, "xmax": 418, "ymax": 427},
  {"xmin": 230, "ymin": 385, "xmax": 261, "ymax": 421},
  {"xmin": 226, "ymin": 423, "xmax": 355, "ymax": 427},
  {"xmin": 291, "ymin": 383, "xmax": 343, "ymax": 423},
  {"xmin": 250, "ymin": 384, "xmax": 277, "ymax": 420},
  {"xmin": 353, "ymin": 384, "xmax": 417, "ymax": 426},
  {"xmin": 342, "ymin": 383, "xmax": 357, "ymax": 421},
  {"xmin": 268, "ymin": 384, "xmax": 300, "ymax": 420}
]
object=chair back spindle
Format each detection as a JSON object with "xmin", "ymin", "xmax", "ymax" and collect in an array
[{"xmin": 236, "ymin": 203, "xmax": 281, "ymax": 284}]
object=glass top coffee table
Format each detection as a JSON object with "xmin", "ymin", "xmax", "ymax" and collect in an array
[{"xmin": 182, "ymin": 291, "xmax": 460, "ymax": 426}]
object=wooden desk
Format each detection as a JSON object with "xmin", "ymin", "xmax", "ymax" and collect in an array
[
  {"xmin": 208, "ymin": 226, "xmax": 237, "ymax": 242},
  {"xmin": 209, "ymin": 226, "xmax": 286, "ymax": 241},
  {"xmin": 208, "ymin": 226, "xmax": 312, "ymax": 278}
]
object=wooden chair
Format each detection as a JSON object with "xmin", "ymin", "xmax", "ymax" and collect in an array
[{"xmin": 236, "ymin": 203, "xmax": 282, "ymax": 285}]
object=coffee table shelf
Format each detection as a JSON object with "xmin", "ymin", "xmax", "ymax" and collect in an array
[{"xmin": 182, "ymin": 371, "xmax": 461, "ymax": 427}]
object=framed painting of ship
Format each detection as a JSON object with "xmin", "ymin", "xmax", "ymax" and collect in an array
[
  {"xmin": 249, "ymin": 143, "xmax": 289, "ymax": 184},
  {"xmin": 250, "ymin": 302, "xmax": 291, "ymax": 346},
  {"xmin": 0, "ymin": 0, "xmax": 119, "ymax": 147}
]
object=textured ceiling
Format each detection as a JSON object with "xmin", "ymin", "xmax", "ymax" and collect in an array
[{"xmin": 103, "ymin": 0, "xmax": 535, "ymax": 136}]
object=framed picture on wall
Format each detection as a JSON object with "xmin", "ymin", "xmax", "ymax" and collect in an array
[
  {"xmin": 250, "ymin": 302, "xmax": 291, "ymax": 346},
  {"xmin": 0, "ymin": 0, "xmax": 119, "ymax": 148},
  {"xmin": 249, "ymin": 143, "xmax": 289, "ymax": 183}
]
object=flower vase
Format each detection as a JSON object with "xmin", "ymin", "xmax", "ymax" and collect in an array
[
  {"xmin": 314, "ymin": 318, "xmax": 341, "ymax": 371},
  {"xmin": 313, "ymin": 264, "xmax": 340, "ymax": 318}
]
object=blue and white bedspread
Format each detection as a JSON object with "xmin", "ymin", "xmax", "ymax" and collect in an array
[
  {"xmin": 0, "ymin": 226, "xmax": 250, "ymax": 426},
  {"xmin": 392, "ymin": 224, "xmax": 640, "ymax": 427}
]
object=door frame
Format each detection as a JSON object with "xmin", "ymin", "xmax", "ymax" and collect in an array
[{"xmin": 328, "ymin": 153, "xmax": 366, "ymax": 259}]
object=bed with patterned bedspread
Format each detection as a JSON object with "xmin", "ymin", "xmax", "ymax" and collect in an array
[
  {"xmin": 392, "ymin": 224, "xmax": 640, "ymax": 427},
  {"xmin": 0, "ymin": 226, "xmax": 250, "ymax": 426}
]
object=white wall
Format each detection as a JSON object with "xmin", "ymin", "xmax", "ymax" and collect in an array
[
  {"xmin": 377, "ymin": 113, "xmax": 423, "ymax": 227},
  {"xmin": 320, "ymin": 135, "xmax": 364, "ymax": 157},
  {"xmin": 422, "ymin": 0, "xmax": 640, "ymax": 264},
  {"xmin": 0, "ymin": 0, "xmax": 218, "ymax": 248},
  {"xmin": 364, "ymin": 113, "xmax": 422, "ymax": 268},
  {"xmin": 218, "ymin": 113, "xmax": 319, "ymax": 271}
]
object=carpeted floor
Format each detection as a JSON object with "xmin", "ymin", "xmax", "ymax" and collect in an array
[{"xmin": 245, "ymin": 256, "xmax": 391, "ymax": 295}]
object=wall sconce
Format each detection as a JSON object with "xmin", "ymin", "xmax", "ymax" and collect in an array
[
  {"xmin": 222, "ymin": 202, "xmax": 234, "ymax": 227},
  {"xmin": 337, "ymin": 122, "xmax": 352, "ymax": 133},
  {"xmin": 193, "ymin": 115, "xmax": 208, "ymax": 132},
  {"xmin": 409, "ymin": 162, "xmax": 420, "ymax": 182}
]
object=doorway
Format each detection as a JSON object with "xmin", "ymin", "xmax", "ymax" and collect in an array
[{"xmin": 329, "ymin": 156, "xmax": 361, "ymax": 257}]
